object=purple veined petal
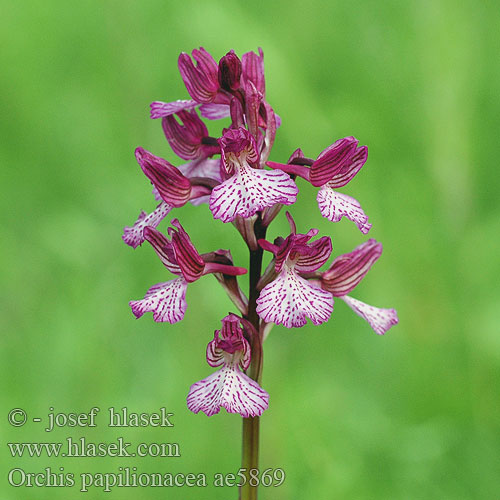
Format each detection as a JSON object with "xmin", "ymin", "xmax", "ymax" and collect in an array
[
  {"xmin": 230, "ymin": 97, "xmax": 245, "ymax": 128},
  {"xmin": 161, "ymin": 109, "xmax": 209, "ymax": 161},
  {"xmin": 267, "ymin": 160, "xmax": 311, "ymax": 180},
  {"xmin": 244, "ymin": 81, "xmax": 263, "ymax": 140},
  {"xmin": 150, "ymin": 99, "xmax": 197, "ymax": 119},
  {"xmin": 274, "ymin": 236, "xmax": 295, "ymax": 273},
  {"xmin": 143, "ymin": 226, "xmax": 181, "ymax": 275},
  {"xmin": 256, "ymin": 267, "xmax": 334, "ymax": 328},
  {"xmin": 288, "ymin": 148, "xmax": 305, "ymax": 163},
  {"xmin": 241, "ymin": 47, "xmax": 265, "ymax": 95},
  {"xmin": 178, "ymin": 158, "xmax": 222, "ymax": 182},
  {"xmin": 260, "ymin": 101, "xmax": 277, "ymax": 164},
  {"xmin": 285, "ymin": 211, "xmax": 297, "ymax": 234},
  {"xmin": 341, "ymin": 295, "xmax": 398, "ymax": 335},
  {"xmin": 295, "ymin": 236, "xmax": 333, "ymax": 273},
  {"xmin": 178, "ymin": 48, "xmax": 219, "ymax": 103},
  {"xmin": 258, "ymin": 238, "xmax": 280, "ymax": 255},
  {"xmin": 206, "ymin": 334, "xmax": 225, "ymax": 368},
  {"xmin": 209, "ymin": 166, "xmax": 298, "ymax": 223},
  {"xmin": 327, "ymin": 146, "xmax": 368, "ymax": 189},
  {"xmin": 135, "ymin": 148, "xmax": 192, "ymax": 207},
  {"xmin": 310, "ymin": 137, "xmax": 358, "ymax": 187},
  {"xmin": 169, "ymin": 219, "xmax": 205, "ymax": 282},
  {"xmin": 203, "ymin": 261, "xmax": 248, "ymax": 277},
  {"xmin": 317, "ymin": 186, "xmax": 372, "ymax": 234},
  {"xmin": 187, "ymin": 365, "xmax": 269, "ymax": 418},
  {"xmin": 129, "ymin": 278, "xmax": 188, "ymax": 323},
  {"xmin": 238, "ymin": 333, "xmax": 251, "ymax": 372},
  {"xmin": 122, "ymin": 202, "xmax": 172, "ymax": 249},
  {"xmin": 322, "ymin": 239, "xmax": 382, "ymax": 296},
  {"xmin": 275, "ymin": 113, "xmax": 282, "ymax": 128},
  {"xmin": 199, "ymin": 103, "xmax": 231, "ymax": 120}
]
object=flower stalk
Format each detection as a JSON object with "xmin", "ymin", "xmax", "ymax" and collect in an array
[{"xmin": 240, "ymin": 217, "xmax": 266, "ymax": 499}]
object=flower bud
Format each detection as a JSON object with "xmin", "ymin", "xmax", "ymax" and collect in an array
[{"xmin": 218, "ymin": 50, "xmax": 242, "ymax": 91}]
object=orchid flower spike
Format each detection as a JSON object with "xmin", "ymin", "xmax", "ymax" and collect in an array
[
  {"xmin": 267, "ymin": 137, "xmax": 371, "ymax": 233},
  {"xmin": 319, "ymin": 239, "xmax": 399, "ymax": 335},
  {"xmin": 187, "ymin": 314, "xmax": 269, "ymax": 417},
  {"xmin": 126, "ymin": 46, "xmax": 399, "ymax": 424},
  {"xmin": 209, "ymin": 127, "xmax": 298, "ymax": 223},
  {"xmin": 256, "ymin": 212, "xmax": 334, "ymax": 328},
  {"xmin": 129, "ymin": 221, "xmax": 247, "ymax": 323}
]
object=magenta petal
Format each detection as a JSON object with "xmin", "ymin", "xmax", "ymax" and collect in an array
[
  {"xmin": 203, "ymin": 262, "xmax": 248, "ymax": 277},
  {"xmin": 295, "ymin": 236, "xmax": 333, "ymax": 273},
  {"xmin": 260, "ymin": 101, "xmax": 277, "ymax": 163},
  {"xmin": 169, "ymin": 219, "xmax": 205, "ymax": 283},
  {"xmin": 256, "ymin": 268, "xmax": 334, "ymax": 328},
  {"xmin": 244, "ymin": 81, "xmax": 263, "ymax": 139},
  {"xmin": 199, "ymin": 103, "xmax": 231, "ymax": 120},
  {"xmin": 178, "ymin": 48, "xmax": 219, "ymax": 103},
  {"xmin": 161, "ymin": 109, "xmax": 209, "ymax": 160},
  {"xmin": 267, "ymin": 161, "xmax": 311, "ymax": 181},
  {"xmin": 341, "ymin": 295, "xmax": 398, "ymax": 335},
  {"xmin": 209, "ymin": 167, "xmax": 298, "ymax": 223},
  {"xmin": 322, "ymin": 239, "xmax": 382, "ymax": 296},
  {"xmin": 327, "ymin": 146, "xmax": 368, "ymax": 189},
  {"xmin": 206, "ymin": 337, "xmax": 225, "ymax": 368},
  {"xmin": 129, "ymin": 278, "xmax": 188, "ymax": 323},
  {"xmin": 178, "ymin": 157, "xmax": 222, "ymax": 182},
  {"xmin": 135, "ymin": 148, "xmax": 192, "ymax": 207},
  {"xmin": 241, "ymin": 47, "xmax": 265, "ymax": 95},
  {"xmin": 310, "ymin": 137, "xmax": 358, "ymax": 187},
  {"xmin": 317, "ymin": 186, "xmax": 371, "ymax": 234},
  {"xmin": 150, "ymin": 99, "xmax": 197, "ymax": 119},
  {"xmin": 142, "ymin": 226, "xmax": 181, "ymax": 275},
  {"xmin": 187, "ymin": 365, "xmax": 269, "ymax": 418},
  {"xmin": 122, "ymin": 202, "xmax": 172, "ymax": 249}
]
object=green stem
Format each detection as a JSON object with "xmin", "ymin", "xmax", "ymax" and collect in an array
[{"xmin": 240, "ymin": 219, "xmax": 266, "ymax": 500}]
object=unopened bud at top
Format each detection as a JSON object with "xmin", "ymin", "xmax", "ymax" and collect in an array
[{"xmin": 218, "ymin": 50, "xmax": 242, "ymax": 91}]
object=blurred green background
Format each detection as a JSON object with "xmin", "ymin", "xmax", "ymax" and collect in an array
[{"xmin": 2, "ymin": 0, "xmax": 499, "ymax": 498}]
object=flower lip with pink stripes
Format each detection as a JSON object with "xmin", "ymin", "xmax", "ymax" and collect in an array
[
  {"xmin": 267, "ymin": 136, "xmax": 371, "ymax": 234},
  {"xmin": 209, "ymin": 127, "xmax": 298, "ymax": 223},
  {"xmin": 319, "ymin": 239, "xmax": 399, "ymax": 335},
  {"xmin": 256, "ymin": 213, "xmax": 334, "ymax": 328},
  {"xmin": 129, "ymin": 220, "xmax": 247, "ymax": 324},
  {"xmin": 187, "ymin": 314, "xmax": 269, "ymax": 418}
]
